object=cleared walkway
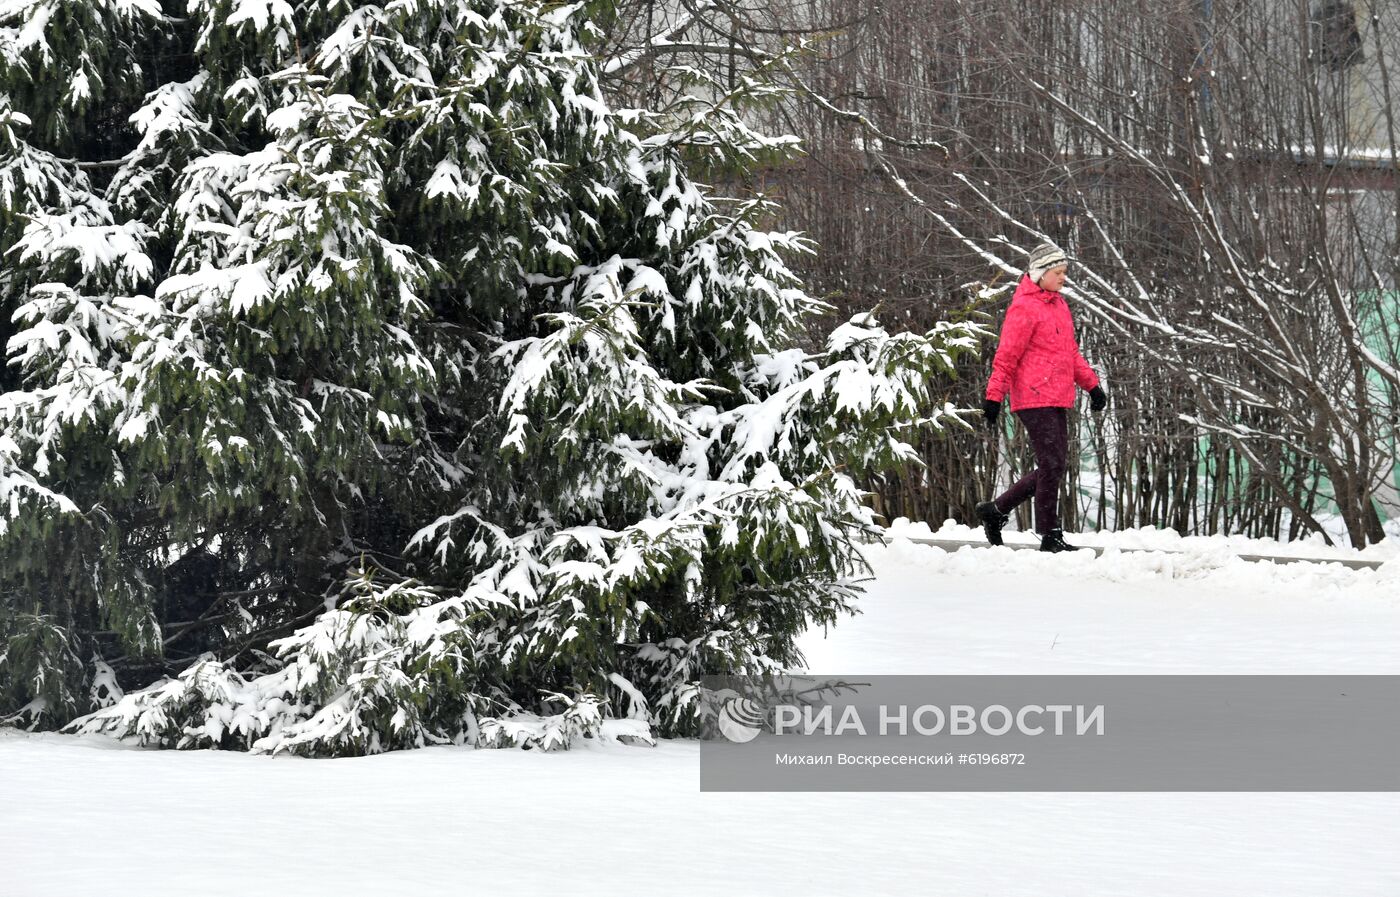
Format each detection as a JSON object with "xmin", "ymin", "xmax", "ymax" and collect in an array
[{"xmin": 881, "ymin": 534, "xmax": 1385, "ymax": 571}]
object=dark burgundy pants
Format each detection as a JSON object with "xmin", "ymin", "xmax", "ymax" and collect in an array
[{"xmin": 993, "ymin": 406, "xmax": 1068, "ymax": 535}]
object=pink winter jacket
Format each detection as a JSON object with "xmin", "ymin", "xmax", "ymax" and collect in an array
[{"xmin": 985, "ymin": 275, "xmax": 1099, "ymax": 412}]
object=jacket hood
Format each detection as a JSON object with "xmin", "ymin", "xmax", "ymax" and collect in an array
[{"xmin": 1015, "ymin": 274, "xmax": 1057, "ymax": 303}]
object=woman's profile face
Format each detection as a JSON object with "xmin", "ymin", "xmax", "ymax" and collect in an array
[{"xmin": 1039, "ymin": 265, "xmax": 1068, "ymax": 292}]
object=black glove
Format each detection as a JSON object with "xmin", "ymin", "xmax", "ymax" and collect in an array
[
  {"xmin": 1089, "ymin": 385, "xmax": 1108, "ymax": 413},
  {"xmin": 982, "ymin": 398, "xmax": 1001, "ymax": 428}
]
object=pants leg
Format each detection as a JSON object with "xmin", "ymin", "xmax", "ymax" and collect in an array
[
  {"xmin": 994, "ymin": 463, "xmax": 1039, "ymax": 517},
  {"xmin": 993, "ymin": 407, "xmax": 1069, "ymax": 534}
]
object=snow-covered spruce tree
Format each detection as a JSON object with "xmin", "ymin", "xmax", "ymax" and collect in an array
[{"xmin": 0, "ymin": 0, "xmax": 983, "ymax": 753}]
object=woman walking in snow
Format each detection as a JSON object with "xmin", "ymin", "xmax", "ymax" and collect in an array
[{"xmin": 976, "ymin": 242, "xmax": 1107, "ymax": 552}]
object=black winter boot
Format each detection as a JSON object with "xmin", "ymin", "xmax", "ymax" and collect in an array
[
  {"xmin": 975, "ymin": 501, "xmax": 1010, "ymax": 546},
  {"xmin": 1039, "ymin": 528, "xmax": 1081, "ymax": 553}
]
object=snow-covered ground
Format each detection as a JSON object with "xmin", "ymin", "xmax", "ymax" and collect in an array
[
  {"xmin": 5, "ymin": 527, "xmax": 1400, "ymax": 896},
  {"xmin": 893, "ymin": 515, "xmax": 1400, "ymax": 564}
]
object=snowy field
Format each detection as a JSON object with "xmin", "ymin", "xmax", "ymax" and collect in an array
[{"xmin": 5, "ymin": 524, "xmax": 1400, "ymax": 896}]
